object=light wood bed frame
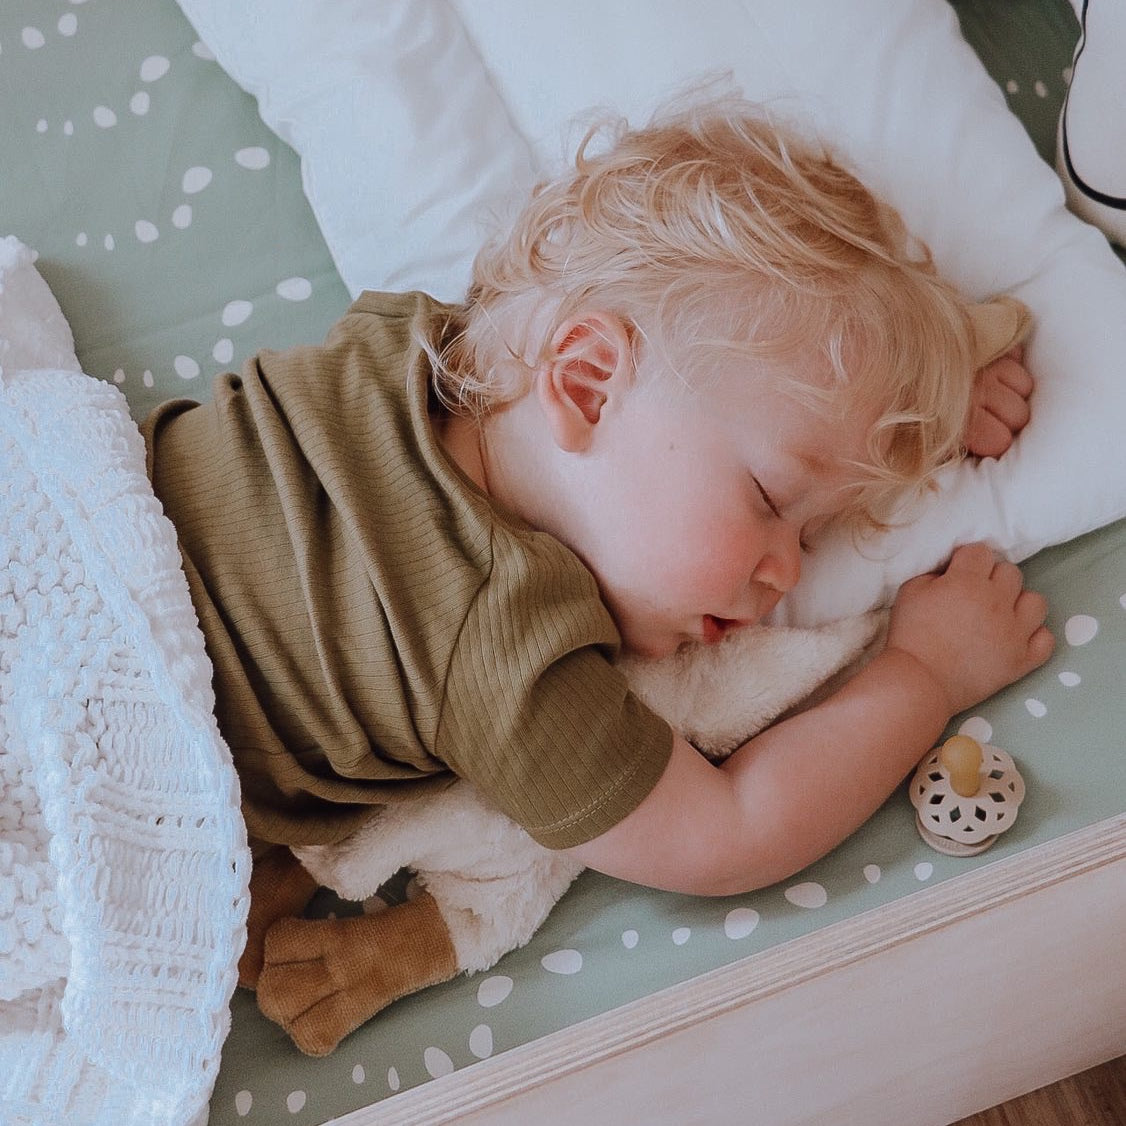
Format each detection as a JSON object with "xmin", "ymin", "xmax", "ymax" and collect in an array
[{"xmin": 331, "ymin": 813, "xmax": 1126, "ymax": 1126}]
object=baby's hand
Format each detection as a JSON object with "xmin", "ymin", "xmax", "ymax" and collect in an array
[
  {"xmin": 887, "ymin": 543, "xmax": 1053, "ymax": 715},
  {"xmin": 963, "ymin": 345, "xmax": 1034, "ymax": 459}
]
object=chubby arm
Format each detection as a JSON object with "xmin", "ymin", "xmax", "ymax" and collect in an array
[{"xmin": 566, "ymin": 544, "xmax": 1053, "ymax": 896}]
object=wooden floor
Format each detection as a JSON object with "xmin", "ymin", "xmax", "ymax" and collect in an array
[{"xmin": 954, "ymin": 1057, "xmax": 1125, "ymax": 1126}]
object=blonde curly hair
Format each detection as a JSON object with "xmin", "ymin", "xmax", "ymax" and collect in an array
[{"xmin": 426, "ymin": 96, "xmax": 979, "ymax": 527}]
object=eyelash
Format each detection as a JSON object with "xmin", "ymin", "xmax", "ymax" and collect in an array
[
  {"xmin": 751, "ymin": 474, "xmax": 781, "ymax": 517},
  {"xmin": 753, "ymin": 475, "xmax": 813, "ymax": 553}
]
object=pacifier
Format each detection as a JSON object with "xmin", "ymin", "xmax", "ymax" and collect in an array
[{"xmin": 909, "ymin": 734, "xmax": 1025, "ymax": 856}]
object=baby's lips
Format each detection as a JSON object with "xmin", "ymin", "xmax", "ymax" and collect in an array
[{"xmin": 701, "ymin": 615, "xmax": 748, "ymax": 643}]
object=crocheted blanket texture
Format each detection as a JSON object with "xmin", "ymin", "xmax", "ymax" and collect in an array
[{"xmin": 0, "ymin": 368, "xmax": 250, "ymax": 1126}]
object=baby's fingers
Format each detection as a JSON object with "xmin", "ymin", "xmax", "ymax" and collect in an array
[
  {"xmin": 1016, "ymin": 586, "xmax": 1048, "ymax": 623},
  {"xmin": 945, "ymin": 541, "xmax": 997, "ymax": 576},
  {"xmin": 964, "ymin": 406, "xmax": 1016, "ymax": 460},
  {"xmin": 1014, "ymin": 587, "xmax": 1054, "ymax": 669},
  {"xmin": 996, "ymin": 347, "xmax": 1033, "ymax": 394},
  {"xmin": 964, "ymin": 352, "xmax": 1034, "ymax": 459},
  {"xmin": 1028, "ymin": 625, "xmax": 1055, "ymax": 667},
  {"xmin": 990, "ymin": 557, "xmax": 1026, "ymax": 603},
  {"xmin": 979, "ymin": 379, "xmax": 1032, "ymax": 436}
]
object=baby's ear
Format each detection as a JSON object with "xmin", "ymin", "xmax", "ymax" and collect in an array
[{"xmin": 537, "ymin": 313, "xmax": 633, "ymax": 452}]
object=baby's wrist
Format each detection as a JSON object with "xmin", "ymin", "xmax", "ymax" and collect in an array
[{"xmin": 880, "ymin": 644, "xmax": 958, "ymax": 720}]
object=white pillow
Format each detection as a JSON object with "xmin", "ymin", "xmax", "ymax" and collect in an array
[
  {"xmin": 174, "ymin": 0, "xmax": 1126, "ymax": 624},
  {"xmin": 172, "ymin": 0, "xmax": 536, "ymax": 302},
  {"xmin": 0, "ymin": 236, "xmax": 80, "ymax": 377}
]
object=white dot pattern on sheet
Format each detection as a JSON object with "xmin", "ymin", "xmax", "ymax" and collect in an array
[
  {"xmin": 723, "ymin": 908, "xmax": 759, "ymax": 939},
  {"xmin": 422, "ymin": 1047, "xmax": 454, "ymax": 1079},
  {"xmin": 540, "ymin": 949, "xmax": 583, "ymax": 975},
  {"xmin": 140, "ymin": 54, "xmax": 171, "ymax": 82},
  {"xmin": 476, "ymin": 975, "xmax": 512, "ymax": 1007},
  {"xmin": 3, "ymin": 0, "xmax": 345, "ymax": 423},
  {"xmin": 182, "ymin": 166, "xmax": 212, "ymax": 194},
  {"xmin": 468, "ymin": 1024, "xmax": 493, "ymax": 1059},
  {"xmin": 784, "ymin": 882, "xmax": 828, "ymax": 909},
  {"xmin": 959, "ymin": 715, "xmax": 994, "ymax": 744},
  {"xmin": 1065, "ymin": 614, "xmax": 1099, "ymax": 646},
  {"xmin": 222, "ymin": 300, "xmax": 254, "ymax": 328}
]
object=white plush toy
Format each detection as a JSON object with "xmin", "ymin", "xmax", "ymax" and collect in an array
[
  {"xmin": 246, "ymin": 612, "xmax": 885, "ymax": 1057},
  {"xmin": 1057, "ymin": 0, "xmax": 1126, "ymax": 247}
]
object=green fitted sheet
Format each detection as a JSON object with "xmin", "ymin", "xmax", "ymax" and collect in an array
[
  {"xmin": 0, "ymin": 0, "xmax": 346, "ymax": 422},
  {"xmin": 3, "ymin": 2, "xmax": 1119, "ymax": 1125}
]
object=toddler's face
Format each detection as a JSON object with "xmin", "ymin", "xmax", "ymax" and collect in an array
[{"xmin": 566, "ymin": 360, "xmax": 874, "ymax": 658}]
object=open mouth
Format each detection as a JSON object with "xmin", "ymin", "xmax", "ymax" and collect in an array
[{"xmin": 701, "ymin": 615, "xmax": 741, "ymax": 644}]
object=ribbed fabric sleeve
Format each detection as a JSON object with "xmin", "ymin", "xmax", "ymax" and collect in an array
[
  {"xmin": 440, "ymin": 530, "xmax": 673, "ymax": 848},
  {"xmin": 143, "ymin": 291, "xmax": 672, "ymax": 849}
]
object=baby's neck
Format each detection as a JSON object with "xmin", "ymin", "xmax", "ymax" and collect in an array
[
  {"xmin": 440, "ymin": 394, "xmax": 574, "ymax": 547},
  {"xmin": 434, "ymin": 411, "xmax": 490, "ymax": 495}
]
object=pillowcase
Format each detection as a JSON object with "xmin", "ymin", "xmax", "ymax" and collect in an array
[
  {"xmin": 170, "ymin": 0, "xmax": 537, "ymax": 303},
  {"xmin": 174, "ymin": 0, "xmax": 1126, "ymax": 625},
  {"xmin": 0, "ymin": 236, "xmax": 80, "ymax": 377}
]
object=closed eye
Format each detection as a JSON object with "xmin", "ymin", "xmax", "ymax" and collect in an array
[
  {"xmin": 754, "ymin": 472, "xmax": 815, "ymax": 553},
  {"xmin": 751, "ymin": 474, "xmax": 782, "ymax": 518}
]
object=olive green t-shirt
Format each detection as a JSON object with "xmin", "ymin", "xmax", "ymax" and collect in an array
[{"xmin": 143, "ymin": 291, "xmax": 673, "ymax": 850}]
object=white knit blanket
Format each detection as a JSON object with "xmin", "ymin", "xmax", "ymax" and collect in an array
[{"xmin": 0, "ymin": 366, "xmax": 250, "ymax": 1126}]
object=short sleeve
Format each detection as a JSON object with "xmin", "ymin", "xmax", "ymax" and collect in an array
[{"xmin": 437, "ymin": 529, "xmax": 673, "ymax": 849}]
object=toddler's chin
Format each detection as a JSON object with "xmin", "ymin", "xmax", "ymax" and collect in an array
[{"xmin": 618, "ymin": 628, "xmax": 683, "ymax": 662}]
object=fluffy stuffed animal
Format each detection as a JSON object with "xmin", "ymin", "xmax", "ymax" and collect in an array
[
  {"xmin": 1057, "ymin": 0, "xmax": 1126, "ymax": 247},
  {"xmin": 241, "ymin": 612, "xmax": 885, "ymax": 1056}
]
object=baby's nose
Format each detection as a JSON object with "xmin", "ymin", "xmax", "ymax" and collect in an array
[{"xmin": 753, "ymin": 524, "xmax": 803, "ymax": 593}]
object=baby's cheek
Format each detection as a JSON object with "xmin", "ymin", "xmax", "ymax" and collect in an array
[{"xmin": 687, "ymin": 537, "xmax": 757, "ymax": 599}]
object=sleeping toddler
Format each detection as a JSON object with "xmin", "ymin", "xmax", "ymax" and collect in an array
[{"xmin": 143, "ymin": 96, "xmax": 1051, "ymax": 1038}]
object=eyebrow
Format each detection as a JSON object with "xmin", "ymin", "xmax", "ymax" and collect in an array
[{"xmin": 796, "ymin": 449, "xmax": 836, "ymax": 476}]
